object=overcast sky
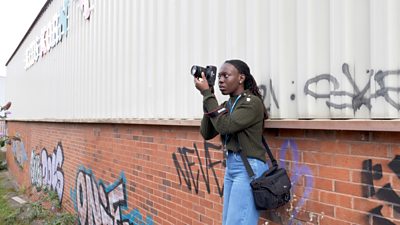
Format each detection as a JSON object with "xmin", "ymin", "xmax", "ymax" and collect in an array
[{"xmin": 0, "ymin": 0, "xmax": 47, "ymax": 77}]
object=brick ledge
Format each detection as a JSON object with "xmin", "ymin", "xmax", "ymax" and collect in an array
[
  {"xmin": 6, "ymin": 118, "xmax": 400, "ymax": 132},
  {"xmin": 266, "ymin": 119, "xmax": 400, "ymax": 132}
]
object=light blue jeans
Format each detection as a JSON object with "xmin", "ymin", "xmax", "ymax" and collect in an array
[{"xmin": 223, "ymin": 151, "xmax": 269, "ymax": 225}]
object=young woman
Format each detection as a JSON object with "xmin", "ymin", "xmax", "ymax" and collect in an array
[{"xmin": 194, "ymin": 59, "xmax": 269, "ymax": 225}]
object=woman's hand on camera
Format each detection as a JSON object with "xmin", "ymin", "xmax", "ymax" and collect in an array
[{"xmin": 194, "ymin": 72, "xmax": 210, "ymax": 92}]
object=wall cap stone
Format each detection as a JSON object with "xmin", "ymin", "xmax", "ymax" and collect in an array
[
  {"xmin": 266, "ymin": 119, "xmax": 400, "ymax": 132},
  {"xmin": 6, "ymin": 118, "xmax": 400, "ymax": 132}
]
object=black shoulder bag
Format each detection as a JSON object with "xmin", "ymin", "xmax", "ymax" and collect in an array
[{"xmin": 238, "ymin": 136, "xmax": 291, "ymax": 210}]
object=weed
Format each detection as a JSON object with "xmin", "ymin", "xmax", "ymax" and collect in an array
[
  {"xmin": 0, "ymin": 175, "xmax": 22, "ymax": 224},
  {"xmin": 0, "ymin": 172, "xmax": 77, "ymax": 224},
  {"xmin": 0, "ymin": 161, "xmax": 7, "ymax": 171},
  {"xmin": 18, "ymin": 186, "xmax": 27, "ymax": 195},
  {"xmin": 43, "ymin": 189, "xmax": 62, "ymax": 210},
  {"xmin": 4, "ymin": 210, "xmax": 18, "ymax": 225},
  {"xmin": 28, "ymin": 201, "xmax": 49, "ymax": 221},
  {"xmin": 45, "ymin": 212, "xmax": 77, "ymax": 225}
]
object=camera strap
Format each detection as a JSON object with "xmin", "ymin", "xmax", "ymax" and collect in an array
[{"xmin": 204, "ymin": 106, "xmax": 227, "ymax": 118}]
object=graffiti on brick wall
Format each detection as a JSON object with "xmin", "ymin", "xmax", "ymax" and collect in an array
[
  {"xmin": 30, "ymin": 150, "xmax": 42, "ymax": 187},
  {"xmin": 172, "ymin": 141, "xmax": 224, "ymax": 197},
  {"xmin": 70, "ymin": 167, "xmax": 154, "ymax": 225},
  {"xmin": 361, "ymin": 156, "xmax": 400, "ymax": 225},
  {"xmin": 29, "ymin": 142, "xmax": 65, "ymax": 203},
  {"xmin": 11, "ymin": 134, "xmax": 28, "ymax": 168},
  {"xmin": 279, "ymin": 139, "xmax": 314, "ymax": 224},
  {"xmin": 304, "ymin": 63, "xmax": 400, "ymax": 112},
  {"xmin": 265, "ymin": 139, "xmax": 325, "ymax": 225}
]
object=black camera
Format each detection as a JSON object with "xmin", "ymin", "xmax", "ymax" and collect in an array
[{"xmin": 191, "ymin": 65, "xmax": 217, "ymax": 87}]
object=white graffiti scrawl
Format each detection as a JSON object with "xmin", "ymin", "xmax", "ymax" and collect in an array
[
  {"xmin": 30, "ymin": 150, "xmax": 42, "ymax": 187},
  {"xmin": 70, "ymin": 167, "xmax": 154, "ymax": 225},
  {"xmin": 30, "ymin": 142, "xmax": 65, "ymax": 203}
]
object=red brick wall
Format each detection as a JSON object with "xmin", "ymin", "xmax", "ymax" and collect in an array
[{"xmin": 5, "ymin": 121, "xmax": 400, "ymax": 225}]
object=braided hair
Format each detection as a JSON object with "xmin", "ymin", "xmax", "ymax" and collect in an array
[{"xmin": 224, "ymin": 59, "xmax": 268, "ymax": 119}]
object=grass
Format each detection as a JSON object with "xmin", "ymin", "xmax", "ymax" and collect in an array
[
  {"xmin": 0, "ymin": 174, "xmax": 26, "ymax": 225},
  {"xmin": 0, "ymin": 171, "xmax": 77, "ymax": 225}
]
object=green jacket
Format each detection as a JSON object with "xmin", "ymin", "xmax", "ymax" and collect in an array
[{"xmin": 200, "ymin": 89, "xmax": 266, "ymax": 162}]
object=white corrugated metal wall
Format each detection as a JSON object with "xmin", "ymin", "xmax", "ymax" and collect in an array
[
  {"xmin": 5, "ymin": 0, "xmax": 400, "ymax": 120},
  {"xmin": 0, "ymin": 77, "xmax": 5, "ymax": 107},
  {"xmin": 0, "ymin": 76, "xmax": 6, "ymax": 136}
]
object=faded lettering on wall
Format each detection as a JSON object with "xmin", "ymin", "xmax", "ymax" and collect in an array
[
  {"xmin": 25, "ymin": 0, "xmax": 70, "ymax": 69},
  {"xmin": 75, "ymin": 0, "xmax": 94, "ymax": 20},
  {"xmin": 11, "ymin": 134, "xmax": 28, "ymax": 168}
]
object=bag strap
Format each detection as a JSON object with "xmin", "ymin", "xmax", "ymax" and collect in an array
[
  {"xmin": 238, "ymin": 135, "xmax": 278, "ymax": 179},
  {"xmin": 262, "ymin": 136, "xmax": 278, "ymax": 167}
]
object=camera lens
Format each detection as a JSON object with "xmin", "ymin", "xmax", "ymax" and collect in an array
[{"xmin": 191, "ymin": 66, "xmax": 198, "ymax": 75}]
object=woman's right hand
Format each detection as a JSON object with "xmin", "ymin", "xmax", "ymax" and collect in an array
[{"xmin": 194, "ymin": 72, "xmax": 210, "ymax": 92}]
